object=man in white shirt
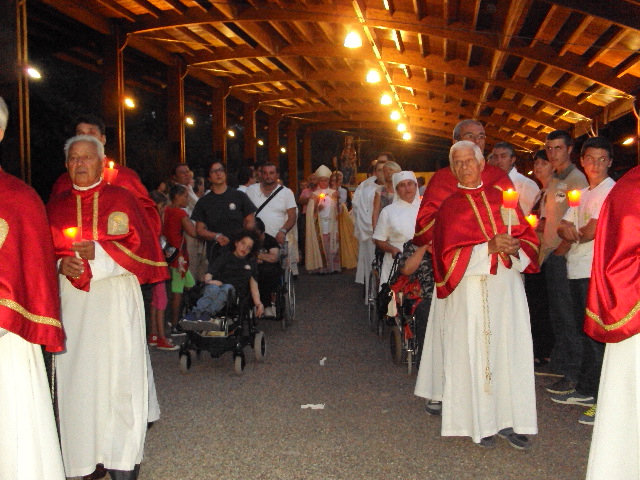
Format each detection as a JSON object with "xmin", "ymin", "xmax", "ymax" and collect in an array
[
  {"xmin": 490, "ymin": 142, "xmax": 540, "ymax": 215},
  {"xmin": 551, "ymin": 136, "xmax": 615, "ymax": 426},
  {"xmin": 245, "ymin": 163, "xmax": 298, "ymax": 273}
]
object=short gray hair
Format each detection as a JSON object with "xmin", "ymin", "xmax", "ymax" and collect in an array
[
  {"xmin": 0, "ymin": 97, "xmax": 8, "ymax": 130},
  {"xmin": 449, "ymin": 140, "xmax": 484, "ymax": 167},
  {"xmin": 452, "ymin": 119, "xmax": 483, "ymax": 141},
  {"xmin": 64, "ymin": 135, "xmax": 105, "ymax": 159}
]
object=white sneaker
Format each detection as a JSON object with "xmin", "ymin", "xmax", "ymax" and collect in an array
[{"xmin": 264, "ymin": 305, "xmax": 276, "ymax": 317}]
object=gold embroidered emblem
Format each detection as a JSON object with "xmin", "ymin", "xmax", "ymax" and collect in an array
[
  {"xmin": 0, "ymin": 218, "xmax": 7, "ymax": 250},
  {"xmin": 107, "ymin": 212, "xmax": 129, "ymax": 235},
  {"xmin": 500, "ymin": 206, "xmax": 520, "ymax": 227}
]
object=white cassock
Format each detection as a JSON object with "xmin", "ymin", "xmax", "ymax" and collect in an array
[
  {"xmin": 0, "ymin": 330, "xmax": 66, "ymax": 480},
  {"xmin": 415, "ymin": 242, "xmax": 537, "ymax": 443},
  {"xmin": 352, "ymin": 177, "xmax": 378, "ymax": 287},
  {"xmin": 587, "ymin": 334, "xmax": 640, "ymax": 480},
  {"xmin": 56, "ymin": 244, "xmax": 152, "ymax": 477}
]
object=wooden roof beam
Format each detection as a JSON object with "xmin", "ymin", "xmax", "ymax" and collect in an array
[
  {"xmin": 392, "ymin": 30, "xmax": 405, "ymax": 54},
  {"xmin": 542, "ymin": 0, "xmax": 640, "ymax": 31},
  {"xmin": 583, "ymin": 26, "xmax": 627, "ymax": 68},
  {"xmin": 93, "ymin": 0, "xmax": 136, "ymax": 22},
  {"xmin": 128, "ymin": 0, "xmax": 162, "ymax": 18},
  {"xmin": 558, "ymin": 15, "xmax": 591, "ymax": 56},
  {"xmin": 201, "ymin": 24, "xmax": 237, "ymax": 48},
  {"xmin": 443, "ymin": 0, "xmax": 459, "ymax": 25},
  {"xmin": 614, "ymin": 52, "xmax": 640, "ymax": 79}
]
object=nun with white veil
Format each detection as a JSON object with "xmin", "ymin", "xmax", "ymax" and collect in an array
[{"xmin": 372, "ymin": 171, "xmax": 421, "ymax": 286}]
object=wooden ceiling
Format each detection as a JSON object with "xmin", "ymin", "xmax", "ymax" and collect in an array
[{"xmin": 35, "ymin": 0, "xmax": 640, "ymax": 152}]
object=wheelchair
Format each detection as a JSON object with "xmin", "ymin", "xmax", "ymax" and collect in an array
[
  {"xmin": 177, "ymin": 290, "xmax": 266, "ymax": 375},
  {"xmin": 262, "ymin": 240, "xmax": 296, "ymax": 331},
  {"xmin": 389, "ymin": 293, "xmax": 421, "ymax": 375}
]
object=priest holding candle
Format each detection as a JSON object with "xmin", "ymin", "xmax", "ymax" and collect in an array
[
  {"xmin": 305, "ymin": 165, "xmax": 340, "ymax": 274},
  {"xmin": 415, "ymin": 141, "xmax": 540, "ymax": 449},
  {"xmin": 47, "ymin": 135, "xmax": 168, "ymax": 480}
]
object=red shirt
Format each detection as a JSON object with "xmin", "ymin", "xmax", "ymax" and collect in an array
[{"xmin": 163, "ymin": 206, "xmax": 189, "ymax": 269}]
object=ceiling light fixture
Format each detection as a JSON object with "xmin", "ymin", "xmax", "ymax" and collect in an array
[
  {"xmin": 397, "ymin": 123, "xmax": 407, "ymax": 132},
  {"xmin": 124, "ymin": 97, "xmax": 135, "ymax": 108},
  {"xmin": 380, "ymin": 93, "xmax": 392, "ymax": 105},
  {"xmin": 366, "ymin": 69, "xmax": 381, "ymax": 83},
  {"xmin": 228, "ymin": 130, "xmax": 235, "ymax": 137},
  {"xmin": 622, "ymin": 136, "xmax": 635, "ymax": 146},
  {"xmin": 390, "ymin": 110, "xmax": 401, "ymax": 121},
  {"xmin": 280, "ymin": 146, "xmax": 287, "ymax": 153},
  {"xmin": 257, "ymin": 139, "xmax": 264, "ymax": 146},
  {"xmin": 344, "ymin": 31, "xmax": 362, "ymax": 48},
  {"xmin": 26, "ymin": 67, "xmax": 41, "ymax": 79},
  {"xmin": 402, "ymin": 132, "xmax": 411, "ymax": 141},
  {"xmin": 185, "ymin": 117, "xmax": 194, "ymax": 125}
]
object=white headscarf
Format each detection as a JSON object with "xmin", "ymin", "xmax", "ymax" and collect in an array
[{"xmin": 392, "ymin": 171, "xmax": 420, "ymax": 206}]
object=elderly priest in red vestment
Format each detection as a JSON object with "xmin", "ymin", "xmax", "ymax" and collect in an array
[
  {"xmin": 415, "ymin": 140, "xmax": 540, "ymax": 449},
  {"xmin": 47, "ymin": 135, "xmax": 168, "ymax": 480},
  {"xmin": 0, "ymin": 97, "xmax": 66, "ymax": 480}
]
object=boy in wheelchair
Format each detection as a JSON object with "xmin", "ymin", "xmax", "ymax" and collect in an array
[
  {"xmin": 254, "ymin": 218, "xmax": 282, "ymax": 317},
  {"xmin": 186, "ymin": 230, "xmax": 265, "ymax": 327}
]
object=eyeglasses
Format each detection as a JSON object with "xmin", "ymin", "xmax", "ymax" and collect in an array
[
  {"xmin": 210, "ymin": 167, "xmax": 225, "ymax": 174},
  {"xmin": 582, "ymin": 155, "xmax": 610, "ymax": 165},
  {"xmin": 462, "ymin": 132, "xmax": 486, "ymax": 141}
]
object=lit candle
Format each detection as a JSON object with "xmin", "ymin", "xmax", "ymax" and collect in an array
[
  {"xmin": 525, "ymin": 214, "xmax": 538, "ymax": 228},
  {"xmin": 63, "ymin": 227, "xmax": 82, "ymax": 258},
  {"xmin": 567, "ymin": 189, "xmax": 581, "ymax": 207},
  {"xmin": 103, "ymin": 161, "xmax": 119, "ymax": 184},
  {"xmin": 567, "ymin": 189, "xmax": 581, "ymax": 230},
  {"xmin": 502, "ymin": 189, "xmax": 519, "ymax": 209},
  {"xmin": 502, "ymin": 189, "xmax": 519, "ymax": 235}
]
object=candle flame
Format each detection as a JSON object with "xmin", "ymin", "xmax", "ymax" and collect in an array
[
  {"xmin": 525, "ymin": 214, "xmax": 538, "ymax": 228},
  {"xmin": 108, "ymin": 161, "xmax": 115, "ymax": 169}
]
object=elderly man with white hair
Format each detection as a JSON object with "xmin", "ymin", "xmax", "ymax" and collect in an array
[
  {"xmin": 415, "ymin": 141, "xmax": 540, "ymax": 449},
  {"xmin": 47, "ymin": 135, "xmax": 168, "ymax": 480},
  {"xmin": 372, "ymin": 170, "xmax": 421, "ymax": 286},
  {"xmin": 305, "ymin": 164, "xmax": 341, "ymax": 274}
]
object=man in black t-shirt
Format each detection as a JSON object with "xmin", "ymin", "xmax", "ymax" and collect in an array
[{"xmin": 192, "ymin": 161, "xmax": 256, "ymax": 261}]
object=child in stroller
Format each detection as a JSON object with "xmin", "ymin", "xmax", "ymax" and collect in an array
[{"xmin": 186, "ymin": 230, "xmax": 265, "ymax": 323}]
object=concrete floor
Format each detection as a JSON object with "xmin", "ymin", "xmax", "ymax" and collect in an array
[{"xmin": 140, "ymin": 270, "xmax": 592, "ymax": 480}]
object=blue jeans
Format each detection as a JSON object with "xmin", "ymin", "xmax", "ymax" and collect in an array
[
  {"xmin": 545, "ymin": 254, "xmax": 581, "ymax": 381},
  {"xmin": 571, "ymin": 278, "xmax": 605, "ymax": 399},
  {"xmin": 193, "ymin": 284, "xmax": 235, "ymax": 317}
]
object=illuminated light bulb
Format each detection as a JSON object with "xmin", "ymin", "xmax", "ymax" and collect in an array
[
  {"xmin": 124, "ymin": 97, "xmax": 135, "ymax": 108},
  {"xmin": 366, "ymin": 69, "xmax": 381, "ymax": 83},
  {"xmin": 344, "ymin": 31, "xmax": 362, "ymax": 48},
  {"xmin": 380, "ymin": 93, "xmax": 392, "ymax": 105},
  {"xmin": 280, "ymin": 147, "xmax": 286, "ymax": 153},
  {"xmin": 402, "ymin": 132, "xmax": 411, "ymax": 141},
  {"xmin": 185, "ymin": 117, "xmax": 194, "ymax": 125},
  {"xmin": 26, "ymin": 67, "xmax": 41, "ymax": 79},
  {"xmin": 622, "ymin": 137, "xmax": 635, "ymax": 146},
  {"xmin": 257, "ymin": 139, "xmax": 264, "ymax": 146},
  {"xmin": 527, "ymin": 170, "xmax": 533, "ymax": 175},
  {"xmin": 397, "ymin": 123, "xmax": 407, "ymax": 132},
  {"xmin": 227, "ymin": 130, "xmax": 235, "ymax": 137},
  {"xmin": 390, "ymin": 111, "xmax": 401, "ymax": 121}
]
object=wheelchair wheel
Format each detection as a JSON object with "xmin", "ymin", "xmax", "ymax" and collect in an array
[
  {"xmin": 367, "ymin": 269, "xmax": 380, "ymax": 332},
  {"xmin": 234, "ymin": 354, "xmax": 246, "ymax": 375},
  {"xmin": 390, "ymin": 326, "xmax": 403, "ymax": 365},
  {"xmin": 254, "ymin": 332, "xmax": 267, "ymax": 361},
  {"xmin": 285, "ymin": 268, "xmax": 296, "ymax": 324},
  {"xmin": 179, "ymin": 352, "xmax": 191, "ymax": 374}
]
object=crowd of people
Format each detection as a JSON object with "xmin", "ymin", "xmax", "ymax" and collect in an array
[{"xmin": 1, "ymin": 95, "xmax": 638, "ymax": 480}]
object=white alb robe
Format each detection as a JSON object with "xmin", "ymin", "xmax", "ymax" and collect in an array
[
  {"xmin": 56, "ymin": 244, "xmax": 151, "ymax": 477},
  {"xmin": 0, "ymin": 330, "xmax": 65, "ymax": 480},
  {"xmin": 415, "ymin": 242, "xmax": 537, "ymax": 443},
  {"xmin": 587, "ymin": 334, "xmax": 640, "ymax": 480}
]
